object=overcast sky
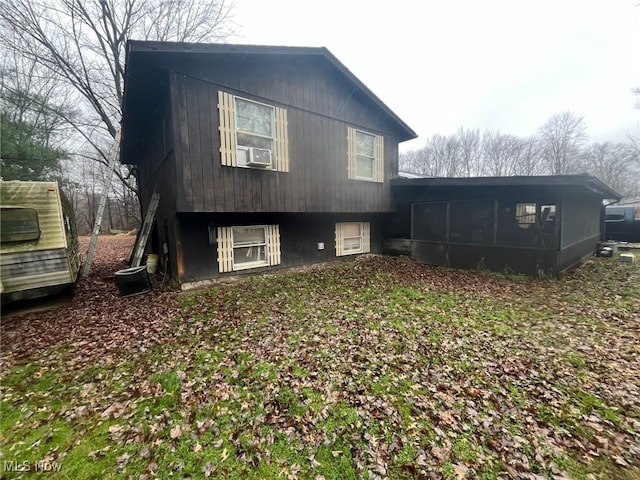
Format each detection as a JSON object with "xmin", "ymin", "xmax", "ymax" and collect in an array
[{"xmin": 232, "ymin": 0, "xmax": 640, "ymax": 152}]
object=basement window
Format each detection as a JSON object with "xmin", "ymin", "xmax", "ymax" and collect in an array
[
  {"xmin": 0, "ymin": 208, "xmax": 40, "ymax": 243},
  {"xmin": 335, "ymin": 222, "xmax": 371, "ymax": 256},
  {"xmin": 232, "ymin": 226, "xmax": 269, "ymax": 269},
  {"xmin": 216, "ymin": 225, "xmax": 281, "ymax": 273}
]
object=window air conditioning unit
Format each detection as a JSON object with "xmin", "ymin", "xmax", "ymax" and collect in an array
[{"xmin": 247, "ymin": 147, "xmax": 272, "ymax": 167}]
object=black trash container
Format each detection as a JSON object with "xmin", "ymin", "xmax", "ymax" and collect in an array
[{"xmin": 115, "ymin": 266, "xmax": 151, "ymax": 296}]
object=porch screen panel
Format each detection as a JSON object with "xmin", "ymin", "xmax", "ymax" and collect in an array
[
  {"xmin": 217, "ymin": 91, "xmax": 237, "ymax": 166},
  {"xmin": 449, "ymin": 199, "xmax": 494, "ymax": 244},
  {"xmin": 561, "ymin": 197, "xmax": 600, "ymax": 248},
  {"xmin": 412, "ymin": 203, "xmax": 447, "ymax": 241}
]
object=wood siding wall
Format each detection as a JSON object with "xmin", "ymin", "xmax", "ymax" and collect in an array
[
  {"xmin": 167, "ymin": 57, "xmax": 401, "ymax": 214},
  {"xmin": 135, "ymin": 90, "xmax": 183, "ymax": 283},
  {"xmin": 176, "ymin": 212, "xmax": 386, "ymax": 284}
]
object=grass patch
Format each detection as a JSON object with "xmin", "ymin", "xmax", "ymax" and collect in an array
[{"xmin": 2, "ymin": 255, "xmax": 639, "ymax": 478}]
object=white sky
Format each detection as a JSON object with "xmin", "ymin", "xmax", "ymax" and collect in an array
[{"xmin": 232, "ymin": 0, "xmax": 640, "ymax": 152}]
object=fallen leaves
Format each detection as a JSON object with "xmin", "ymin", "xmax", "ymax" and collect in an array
[{"xmin": 1, "ymin": 238, "xmax": 639, "ymax": 478}]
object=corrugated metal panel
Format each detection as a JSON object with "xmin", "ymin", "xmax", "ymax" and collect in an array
[
  {"xmin": 0, "ymin": 249, "xmax": 73, "ymax": 293},
  {"xmin": 0, "ymin": 181, "xmax": 66, "ymax": 254},
  {"xmin": 1, "ymin": 181, "xmax": 79, "ymax": 297}
]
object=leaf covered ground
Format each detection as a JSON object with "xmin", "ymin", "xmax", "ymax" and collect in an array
[{"xmin": 1, "ymin": 235, "xmax": 639, "ymax": 479}]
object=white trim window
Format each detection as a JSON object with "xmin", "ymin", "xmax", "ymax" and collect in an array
[
  {"xmin": 217, "ymin": 225, "xmax": 281, "ymax": 273},
  {"xmin": 347, "ymin": 127, "xmax": 384, "ymax": 182},
  {"xmin": 335, "ymin": 222, "xmax": 371, "ymax": 256},
  {"xmin": 235, "ymin": 97, "xmax": 275, "ymax": 167},
  {"xmin": 218, "ymin": 91, "xmax": 289, "ymax": 171}
]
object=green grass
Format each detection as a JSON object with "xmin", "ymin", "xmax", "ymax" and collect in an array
[{"xmin": 2, "ymin": 256, "xmax": 639, "ymax": 479}]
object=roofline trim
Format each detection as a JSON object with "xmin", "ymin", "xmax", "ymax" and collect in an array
[{"xmin": 391, "ymin": 174, "xmax": 622, "ymax": 199}]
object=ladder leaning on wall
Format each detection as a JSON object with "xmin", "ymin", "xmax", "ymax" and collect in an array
[
  {"xmin": 82, "ymin": 132, "xmax": 121, "ymax": 277},
  {"xmin": 130, "ymin": 187, "xmax": 160, "ymax": 267}
]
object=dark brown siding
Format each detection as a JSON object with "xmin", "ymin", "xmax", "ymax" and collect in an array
[
  {"xmin": 134, "ymin": 87, "xmax": 183, "ymax": 282},
  {"xmin": 177, "ymin": 212, "xmax": 386, "ymax": 283},
  {"xmin": 167, "ymin": 56, "xmax": 401, "ymax": 214}
]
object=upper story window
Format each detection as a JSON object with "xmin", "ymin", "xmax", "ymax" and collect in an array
[
  {"xmin": 355, "ymin": 131, "xmax": 376, "ymax": 180},
  {"xmin": 235, "ymin": 97, "xmax": 275, "ymax": 167},
  {"xmin": 347, "ymin": 127, "xmax": 384, "ymax": 183},
  {"xmin": 0, "ymin": 208, "xmax": 40, "ymax": 243},
  {"xmin": 218, "ymin": 91, "xmax": 289, "ymax": 172}
]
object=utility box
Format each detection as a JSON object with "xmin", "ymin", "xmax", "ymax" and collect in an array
[{"xmin": 619, "ymin": 253, "xmax": 635, "ymax": 264}]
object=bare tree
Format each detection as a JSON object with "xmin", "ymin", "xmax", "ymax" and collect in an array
[
  {"xmin": 399, "ymin": 134, "xmax": 461, "ymax": 177},
  {"xmin": 538, "ymin": 111, "xmax": 587, "ymax": 175},
  {"xmin": 457, "ymin": 127, "xmax": 482, "ymax": 177},
  {"xmin": 510, "ymin": 136, "xmax": 544, "ymax": 176},
  {"xmin": 578, "ymin": 141, "xmax": 640, "ymax": 199},
  {"xmin": 0, "ymin": 0, "xmax": 235, "ymax": 193},
  {"xmin": 481, "ymin": 131, "xmax": 519, "ymax": 176}
]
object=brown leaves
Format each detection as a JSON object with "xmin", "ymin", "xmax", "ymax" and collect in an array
[
  {"xmin": 2, "ymin": 240, "xmax": 639, "ymax": 478},
  {"xmin": 169, "ymin": 424, "xmax": 182, "ymax": 439}
]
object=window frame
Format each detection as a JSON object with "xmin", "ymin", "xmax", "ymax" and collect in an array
[
  {"xmin": 342, "ymin": 222, "xmax": 364, "ymax": 254},
  {"xmin": 354, "ymin": 129, "xmax": 378, "ymax": 181},
  {"xmin": 336, "ymin": 221, "xmax": 370, "ymax": 256},
  {"xmin": 347, "ymin": 127, "xmax": 384, "ymax": 183},
  {"xmin": 231, "ymin": 225, "xmax": 269, "ymax": 270},
  {"xmin": 0, "ymin": 207, "xmax": 41, "ymax": 243},
  {"xmin": 515, "ymin": 203, "xmax": 537, "ymax": 228},
  {"xmin": 218, "ymin": 224, "xmax": 282, "ymax": 273},
  {"xmin": 233, "ymin": 96, "xmax": 276, "ymax": 169}
]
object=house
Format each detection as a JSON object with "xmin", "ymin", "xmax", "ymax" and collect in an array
[
  {"xmin": 387, "ymin": 175, "xmax": 621, "ymax": 277},
  {"xmin": 120, "ymin": 41, "xmax": 417, "ymax": 288}
]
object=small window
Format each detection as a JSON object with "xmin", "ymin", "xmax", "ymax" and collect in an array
[
  {"xmin": 217, "ymin": 225, "xmax": 281, "ymax": 273},
  {"xmin": 516, "ymin": 203, "xmax": 536, "ymax": 228},
  {"xmin": 0, "ymin": 208, "xmax": 40, "ymax": 243},
  {"xmin": 336, "ymin": 222, "xmax": 371, "ymax": 256},
  {"xmin": 347, "ymin": 127, "xmax": 384, "ymax": 182},
  {"xmin": 355, "ymin": 131, "xmax": 376, "ymax": 180},
  {"xmin": 232, "ymin": 226, "xmax": 268, "ymax": 269}
]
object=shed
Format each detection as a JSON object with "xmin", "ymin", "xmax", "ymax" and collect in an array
[{"xmin": 389, "ymin": 174, "xmax": 621, "ymax": 277}]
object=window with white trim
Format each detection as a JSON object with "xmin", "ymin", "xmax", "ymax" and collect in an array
[
  {"xmin": 335, "ymin": 222, "xmax": 371, "ymax": 256},
  {"xmin": 218, "ymin": 91, "xmax": 289, "ymax": 172},
  {"xmin": 347, "ymin": 127, "xmax": 384, "ymax": 182},
  {"xmin": 216, "ymin": 225, "xmax": 281, "ymax": 272},
  {"xmin": 235, "ymin": 97, "xmax": 275, "ymax": 167}
]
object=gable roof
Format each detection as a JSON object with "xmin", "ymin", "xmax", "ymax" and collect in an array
[{"xmin": 122, "ymin": 41, "xmax": 417, "ymax": 159}]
